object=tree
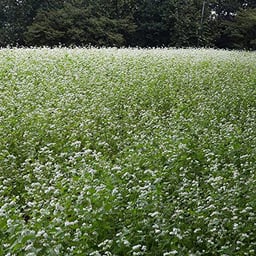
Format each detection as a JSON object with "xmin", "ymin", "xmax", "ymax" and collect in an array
[
  {"xmin": 0, "ymin": 0, "xmax": 254, "ymax": 49},
  {"xmin": 24, "ymin": 0, "xmax": 136, "ymax": 47},
  {"xmin": 170, "ymin": 0, "xmax": 206, "ymax": 47},
  {"xmin": 210, "ymin": 0, "xmax": 242, "ymax": 19},
  {"xmin": 0, "ymin": 0, "xmax": 28, "ymax": 46},
  {"xmin": 209, "ymin": 0, "xmax": 256, "ymax": 49},
  {"xmin": 128, "ymin": 0, "xmax": 171, "ymax": 47},
  {"xmin": 215, "ymin": 7, "xmax": 256, "ymax": 50},
  {"xmin": 0, "ymin": 0, "xmax": 59, "ymax": 47}
]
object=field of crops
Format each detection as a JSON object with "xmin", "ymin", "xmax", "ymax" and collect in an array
[{"xmin": 0, "ymin": 48, "xmax": 256, "ymax": 255}]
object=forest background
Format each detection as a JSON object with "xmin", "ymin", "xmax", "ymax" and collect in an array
[{"xmin": 0, "ymin": 0, "xmax": 256, "ymax": 50}]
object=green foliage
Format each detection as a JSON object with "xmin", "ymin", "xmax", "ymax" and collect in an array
[
  {"xmin": 130, "ymin": 0, "xmax": 172, "ymax": 47},
  {"xmin": 171, "ymin": 0, "xmax": 203, "ymax": 47},
  {"xmin": 0, "ymin": 48, "xmax": 256, "ymax": 255},
  {"xmin": 217, "ymin": 8, "xmax": 256, "ymax": 50},
  {"xmin": 0, "ymin": 0, "xmax": 255, "ymax": 48},
  {"xmin": 24, "ymin": 1, "xmax": 136, "ymax": 47},
  {"xmin": 0, "ymin": 0, "xmax": 46, "ymax": 46}
]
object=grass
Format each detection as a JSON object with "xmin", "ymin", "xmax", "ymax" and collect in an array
[{"xmin": 0, "ymin": 47, "xmax": 256, "ymax": 255}]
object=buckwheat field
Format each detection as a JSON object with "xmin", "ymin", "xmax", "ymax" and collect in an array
[{"xmin": 0, "ymin": 48, "xmax": 255, "ymax": 256}]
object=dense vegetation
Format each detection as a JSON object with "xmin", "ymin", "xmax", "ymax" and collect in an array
[
  {"xmin": 0, "ymin": 0, "xmax": 256, "ymax": 49},
  {"xmin": 0, "ymin": 48, "xmax": 256, "ymax": 255}
]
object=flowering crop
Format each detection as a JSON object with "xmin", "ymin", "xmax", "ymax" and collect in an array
[{"xmin": 0, "ymin": 47, "xmax": 256, "ymax": 255}]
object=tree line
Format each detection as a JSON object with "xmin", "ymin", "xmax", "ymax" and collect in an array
[{"xmin": 0, "ymin": 0, "xmax": 256, "ymax": 50}]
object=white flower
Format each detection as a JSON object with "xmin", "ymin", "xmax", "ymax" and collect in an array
[
  {"xmin": 163, "ymin": 251, "xmax": 178, "ymax": 255},
  {"xmin": 132, "ymin": 244, "xmax": 141, "ymax": 251}
]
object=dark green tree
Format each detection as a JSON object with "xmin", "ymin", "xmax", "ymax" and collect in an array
[
  {"xmin": 211, "ymin": 0, "xmax": 242, "ymax": 19},
  {"xmin": 96, "ymin": 0, "xmax": 137, "ymax": 46},
  {"xmin": 0, "ymin": 0, "xmax": 28, "ymax": 46},
  {"xmin": 0, "ymin": 0, "xmax": 57, "ymax": 46},
  {"xmin": 129, "ymin": 0, "xmax": 173, "ymax": 47},
  {"xmin": 210, "ymin": 0, "xmax": 256, "ymax": 49},
  {"xmin": 0, "ymin": 0, "xmax": 255, "ymax": 49},
  {"xmin": 170, "ymin": 0, "xmax": 208, "ymax": 47},
  {"xmin": 215, "ymin": 7, "xmax": 256, "ymax": 50},
  {"xmin": 24, "ymin": 0, "xmax": 136, "ymax": 47}
]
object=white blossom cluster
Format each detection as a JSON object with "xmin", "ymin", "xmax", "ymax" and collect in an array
[{"xmin": 0, "ymin": 47, "xmax": 255, "ymax": 255}]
